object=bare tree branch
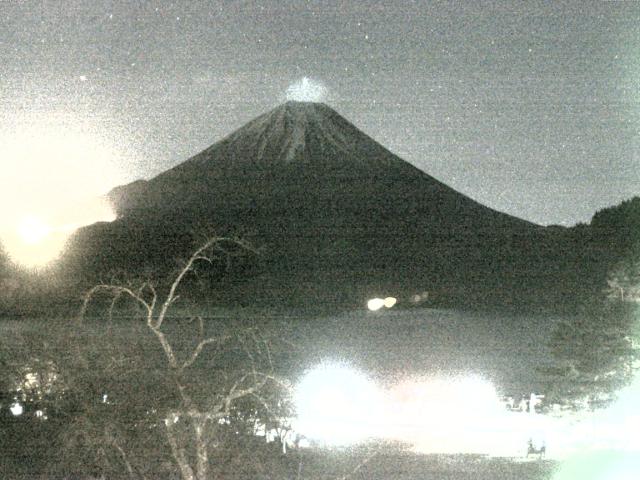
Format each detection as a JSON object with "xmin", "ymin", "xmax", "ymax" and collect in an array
[
  {"xmin": 149, "ymin": 325, "xmax": 179, "ymax": 369},
  {"xmin": 107, "ymin": 290, "xmax": 123, "ymax": 328},
  {"xmin": 75, "ymin": 235, "xmax": 276, "ymax": 480},
  {"xmin": 196, "ymin": 316, "xmax": 204, "ymax": 339},
  {"xmin": 78, "ymin": 284, "xmax": 153, "ymax": 325},
  {"xmin": 156, "ymin": 236, "xmax": 235, "ymax": 329},
  {"xmin": 109, "ymin": 432, "xmax": 142, "ymax": 480},
  {"xmin": 165, "ymin": 415, "xmax": 195, "ymax": 480},
  {"xmin": 181, "ymin": 335, "xmax": 230, "ymax": 370}
]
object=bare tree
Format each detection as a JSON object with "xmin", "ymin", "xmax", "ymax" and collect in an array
[{"xmin": 79, "ymin": 236, "xmax": 289, "ymax": 480}]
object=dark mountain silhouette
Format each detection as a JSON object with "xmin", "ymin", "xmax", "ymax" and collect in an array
[{"xmin": 65, "ymin": 102, "xmax": 572, "ymax": 307}]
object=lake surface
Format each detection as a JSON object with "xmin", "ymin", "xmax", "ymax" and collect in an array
[
  {"xmin": 1, "ymin": 306, "xmax": 560, "ymax": 393},
  {"xmin": 284, "ymin": 307, "xmax": 561, "ymax": 396}
]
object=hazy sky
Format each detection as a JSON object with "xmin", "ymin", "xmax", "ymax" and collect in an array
[{"xmin": 2, "ymin": 0, "xmax": 639, "ymax": 226}]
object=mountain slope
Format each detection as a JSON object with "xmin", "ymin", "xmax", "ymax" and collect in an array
[
  {"xmin": 109, "ymin": 102, "xmax": 531, "ymax": 229},
  {"xmin": 70, "ymin": 102, "xmax": 547, "ymax": 307}
]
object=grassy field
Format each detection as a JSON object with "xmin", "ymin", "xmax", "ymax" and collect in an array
[
  {"xmin": 287, "ymin": 450, "xmax": 558, "ymax": 480},
  {"xmin": 0, "ymin": 453, "xmax": 559, "ymax": 480}
]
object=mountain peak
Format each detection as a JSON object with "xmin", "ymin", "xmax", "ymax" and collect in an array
[
  {"xmin": 212, "ymin": 100, "xmax": 380, "ymax": 167},
  {"xmin": 277, "ymin": 100, "xmax": 333, "ymax": 114},
  {"xmin": 141, "ymin": 101, "xmax": 431, "ymax": 189},
  {"xmin": 265, "ymin": 100, "xmax": 330, "ymax": 121},
  {"xmin": 281, "ymin": 99, "xmax": 326, "ymax": 108},
  {"xmin": 264, "ymin": 100, "xmax": 336, "ymax": 125},
  {"xmin": 93, "ymin": 102, "xmax": 540, "ymax": 309}
]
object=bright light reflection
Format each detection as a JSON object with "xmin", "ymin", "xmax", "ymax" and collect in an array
[
  {"xmin": 543, "ymin": 372, "xmax": 640, "ymax": 460},
  {"xmin": 10, "ymin": 402, "xmax": 23, "ymax": 416},
  {"xmin": 293, "ymin": 364, "xmax": 519, "ymax": 453},
  {"xmin": 383, "ymin": 297, "xmax": 397, "ymax": 308},
  {"xmin": 294, "ymin": 362, "xmax": 385, "ymax": 445},
  {"xmin": 293, "ymin": 356, "xmax": 640, "ymax": 460},
  {"xmin": 0, "ymin": 122, "xmax": 123, "ymax": 268},
  {"xmin": 367, "ymin": 298, "xmax": 385, "ymax": 311},
  {"xmin": 553, "ymin": 450, "xmax": 640, "ymax": 480},
  {"xmin": 388, "ymin": 376, "xmax": 524, "ymax": 456}
]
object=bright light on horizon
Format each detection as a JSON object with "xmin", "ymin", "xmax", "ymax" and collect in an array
[
  {"xmin": 367, "ymin": 298, "xmax": 385, "ymax": 311},
  {"xmin": 1, "ymin": 198, "xmax": 116, "ymax": 268},
  {"xmin": 17, "ymin": 216, "xmax": 52, "ymax": 245},
  {"xmin": 0, "ymin": 120, "xmax": 123, "ymax": 268}
]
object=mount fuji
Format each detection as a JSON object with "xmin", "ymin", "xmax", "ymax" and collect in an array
[{"xmin": 69, "ymin": 102, "xmax": 550, "ymax": 307}]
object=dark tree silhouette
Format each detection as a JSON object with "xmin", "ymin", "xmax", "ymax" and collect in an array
[{"xmin": 72, "ymin": 236, "xmax": 291, "ymax": 480}]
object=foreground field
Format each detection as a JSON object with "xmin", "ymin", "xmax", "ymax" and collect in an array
[
  {"xmin": 284, "ymin": 450, "xmax": 558, "ymax": 480},
  {"xmin": 2, "ymin": 450, "xmax": 559, "ymax": 480}
]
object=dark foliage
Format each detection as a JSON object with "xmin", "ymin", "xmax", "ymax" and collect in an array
[{"xmin": 541, "ymin": 297, "xmax": 640, "ymax": 409}]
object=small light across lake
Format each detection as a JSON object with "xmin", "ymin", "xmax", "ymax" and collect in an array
[{"xmin": 367, "ymin": 297, "xmax": 397, "ymax": 311}]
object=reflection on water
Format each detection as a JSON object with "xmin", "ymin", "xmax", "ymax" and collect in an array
[
  {"xmin": 289, "ymin": 306, "xmax": 640, "ymax": 465},
  {"xmin": 291, "ymin": 359, "xmax": 640, "ymax": 460}
]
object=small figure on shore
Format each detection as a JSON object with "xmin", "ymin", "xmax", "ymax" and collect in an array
[{"xmin": 526, "ymin": 438, "xmax": 546, "ymax": 459}]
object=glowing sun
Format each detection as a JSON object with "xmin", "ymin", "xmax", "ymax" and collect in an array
[
  {"xmin": 0, "ymin": 120, "xmax": 123, "ymax": 268},
  {"xmin": 17, "ymin": 216, "xmax": 52, "ymax": 245}
]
